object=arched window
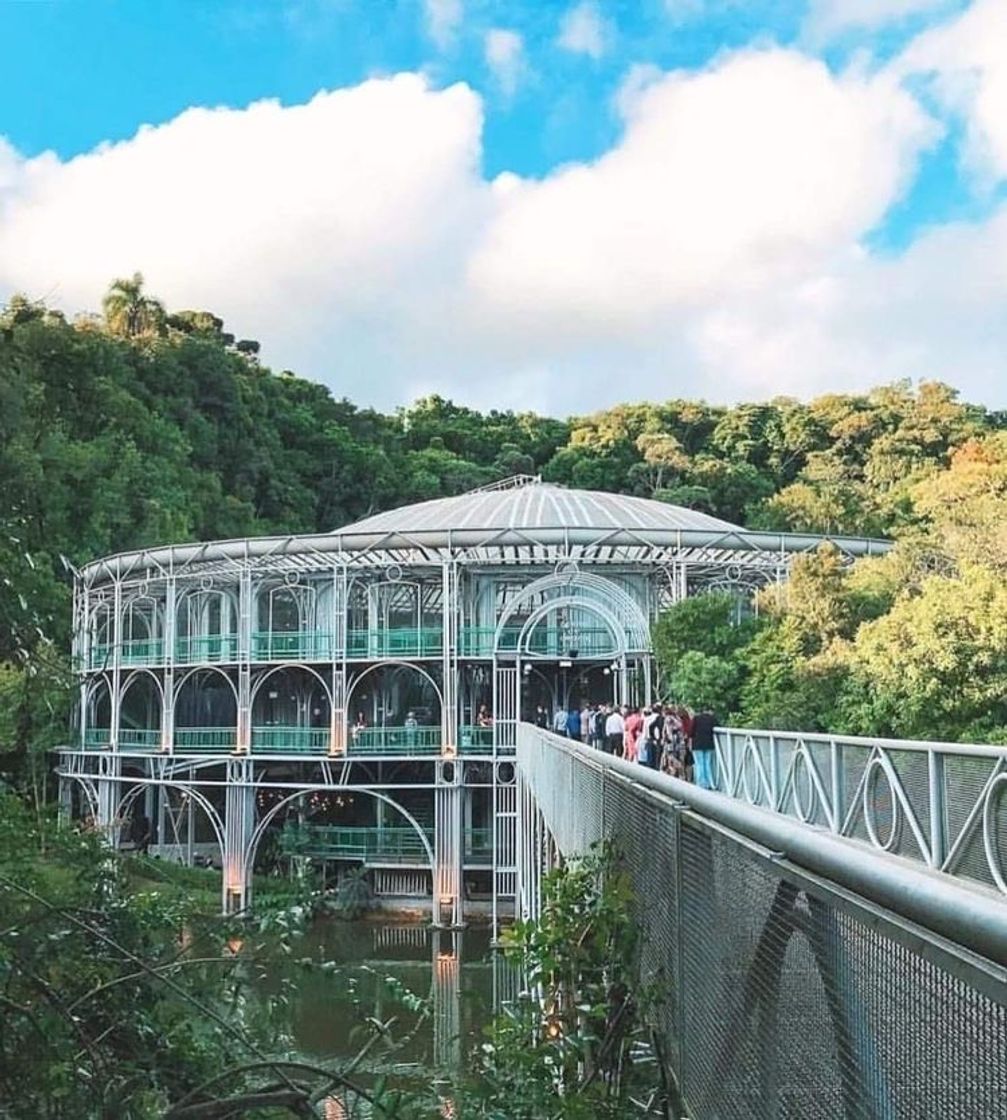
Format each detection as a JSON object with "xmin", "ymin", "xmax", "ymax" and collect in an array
[
  {"xmin": 173, "ymin": 669, "xmax": 238, "ymax": 751},
  {"xmin": 176, "ymin": 589, "xmax": 238, "ymax": 663},
  {"xmin": 250, "ymin": 667, "xmax": 331, "ymax": 753}
]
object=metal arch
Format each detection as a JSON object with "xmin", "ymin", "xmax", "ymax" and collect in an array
[
  {"xmin": 344, "ymin": 659, "xmax": 445, "ymax": 712},
  {"xmin": 84, "ymin": 672, "xmax": 114, "ymax": 707},
  {"xmin": 113, "ymin": 780, "xmax": 226, "ymax": 868},
  {"xmin": 65, "ymin": 774, "xmax": 99, "ymax": 820},
  {"xmin": 173, "ymin": 664, "xmax": 240, "ymax": 704},
  {"xmin": 120, "ymin": 667, "xmax": 166, "ymax": 704},
  {"xmin": 243, "ymin": 786, "xmax": 435, "ymax": 880},
  {"xmin": 494, "ymin": 570, "xmax": 651, "ymax": 647},
  {"xmin": 981, "ymin": 772, "xmax": 1007, "ymax": 895},
  {"xmin": 249, "ymin": 662, "xmax": 334, "ymax": 707},
  {"xmin": 174, "ymin": 584, "xmax": 239, "ymax": 635},
  {"xmin": 120, "ymin": 778, "xmax": 225, "ymax": 861},
  {"xmin": 514, "ymin": 596, "xmax": 629, "ymax": 659}
]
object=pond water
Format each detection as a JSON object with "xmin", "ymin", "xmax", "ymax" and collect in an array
[{"xmin": 246, "ymin": 919, "xmax": 499, "ymax": 1078}]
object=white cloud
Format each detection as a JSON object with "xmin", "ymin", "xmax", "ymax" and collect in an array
[
  {"xmin": 557, "ymin": 1, "xmax": 608, "ymax": 60},
  {"xmin": 896, "ymin": 0, "xmax": 1007, "ymax": 182},
  {"xmin": 470, "ymin": 50, "xmax": 935, "ymax": 329},
  {"xmin": 484, "ymin": 29, "xmax": 525, "ymax": 97},
  {"xmin": 4, "ymin": 45, "xmax": 1007, "ymax": 414},
  {"xmin": 0, "ymin": 76, "xmax": 490, "ymax": 405},
  {"xmin": 423, "ymin": 0, "xmax": 463, "ymax": 50},
  {"xmin": 804, "ymin": 0, "xmax": 958, "ymax": 40}
]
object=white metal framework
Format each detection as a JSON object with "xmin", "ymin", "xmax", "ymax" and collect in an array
[{"xmin": 57, "ymin": 477, "xmax": 887, "ymax": 927}]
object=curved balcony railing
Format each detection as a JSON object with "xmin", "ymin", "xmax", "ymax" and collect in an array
[
  {"xmin": 174, "ymin": 726, "xmax": 236, "ymax": 751},
  {"xmin": 82, "ymin": 623, "xmax": 628, "ymax": 670},
  {"xmin": 348, "ymin": 726, "xmax": 442, "ymax": 755},
  {"xmin": 251, "ymin": 726, "xmax": 329, "ymax": 752},
  {"xmin": 345, "ymin": 627, "xmax": 444, "ymax": 658},
  {"xmin": 460, "ymin": 625, "xmax": 620, "ymax": 657},
  {"xmin": 278, "ymin": 824, "xmax": 493, "ymax": 864},
  {"xmin": 251, "ymin": 631, "xmax": 335, "ymax": 661},
  {"xmin": 175, "ymin": 635, "xmax": 238, "ymax": 664},
  {"xmin": 82, "ymin": 722, "xmax": 502, "ymax": 755}
]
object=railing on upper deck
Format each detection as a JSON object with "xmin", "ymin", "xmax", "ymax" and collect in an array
[
  {"xmin": 83, "ymin": 622, "xmax": 634, "ymax": 669},
  {"xmin": 81, "ymin": 722, "xmax": 500, "ymax": 755}
]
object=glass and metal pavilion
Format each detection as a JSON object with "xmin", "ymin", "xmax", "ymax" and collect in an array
[{"xmin": 57, "ymin": 475, "xmax": 888, "ymax": 927}]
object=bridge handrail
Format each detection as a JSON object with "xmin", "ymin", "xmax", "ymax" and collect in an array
[
  {"xmin": 714, "ymin": 724, "xmax": 1007, "ymax": 896},
  {"xmin": 516, "ymin": 725, "xmax": 1007, "ymax": 1118},
  {"xmin": 523, "ymin": 729, "xmax": 1007, "ymax": 973}
]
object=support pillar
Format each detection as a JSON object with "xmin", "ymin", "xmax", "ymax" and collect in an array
[
  {"xmin": 96, "ymin": 752, "xmax": 122, "ymax": 847},
  {"xmin": 223, "ymin": 755, "xmax": 255, "ymax": 915},
  {"xmin": 162, "ymin": 574, "xmax": 176, "ymax": 751},
  {"xmin": 237, "ymin": 566, "xmax": 252, "ymax": 752},
  {"xmin": 109, "ymin": 580, "xmax": 123, "ymax": 748},
  {"xmin": 57, "ymin": 774, "xmax": 73, "ymax": 828},
  {"xmin": 441, "ymin": 561, "xmax": 459, "ymax": 754},
  {"xmin": 434, "ymin": 763, "xmax": 463, "ymax": 928}
]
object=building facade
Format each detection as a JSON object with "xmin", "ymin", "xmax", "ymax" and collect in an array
[{"xmin": 56, "ymin": 476, "xmax": 886, "ymax": 929}]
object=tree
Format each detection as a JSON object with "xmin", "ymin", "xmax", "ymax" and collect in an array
[
  {"xmin": 102, "ymin": 273, "xmax": 166, "ymax": 338},
  {"xmin": 837, "ymin": 565, "xmax": 1007, "ymax": 740}
]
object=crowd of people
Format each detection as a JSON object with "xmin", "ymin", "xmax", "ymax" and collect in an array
[{"xmin": 533, "ymin": 701, "xmax": 718, "ymax": 790}]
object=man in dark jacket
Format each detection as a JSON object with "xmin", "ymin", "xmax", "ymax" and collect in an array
[{"xmin": 691, "ymin": 710, "xmax": 717, "ymax": 789}]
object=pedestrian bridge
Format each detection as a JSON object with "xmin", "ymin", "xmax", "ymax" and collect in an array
[{"xmin": 515, "ymin": 724, "xmax": 1007, "ymax": 1119}]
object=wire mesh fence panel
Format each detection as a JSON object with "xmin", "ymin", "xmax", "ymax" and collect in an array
[{"xmin": 518, "ymin": 726, "xmax": 1007, "ymax": 1120}]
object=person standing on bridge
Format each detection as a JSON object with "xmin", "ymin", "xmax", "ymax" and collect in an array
[
  {"xmin": 604, "ymin": 705, "xmax": 624, "ymax": 755},
  {"xmin": 691, "ymin": 709, "xmax": 717, "ymax": 789},
  {"xmin": 623, "ymin": 706, "xmax": 643, "ymax": 761},
  {"xmin": 566, "ymin": 704, "xmax": 582, "ymax": 741}
]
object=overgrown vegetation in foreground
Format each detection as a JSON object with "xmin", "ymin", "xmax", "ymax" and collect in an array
[{"xmin": 0, "ymin": 795, "xmax": 656, "ymax": 1119}]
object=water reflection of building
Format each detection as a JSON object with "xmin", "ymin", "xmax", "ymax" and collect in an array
[{"xmin": 56, "ymin": 476, "xmax": 883, "ymax": 927}]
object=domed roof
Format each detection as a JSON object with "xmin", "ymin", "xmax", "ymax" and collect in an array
[{"xmin": 334, "ymin": 476, "xmax": 740, "ymax": 537}]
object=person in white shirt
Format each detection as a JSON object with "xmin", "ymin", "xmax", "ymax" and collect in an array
[
  {"xmin": 553, "ymin": 707, "xmax": 568, "ymax": 735},
  {"xmin": 604, "ymin": 707, "xmax": 625, "ymax": 755}
]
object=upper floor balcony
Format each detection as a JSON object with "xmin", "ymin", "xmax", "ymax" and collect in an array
[
  {"xmin": 79, "ymin": 723, "xmax": 497, "ymax": 757},
  {"xmin": 81, "ymin": 623, "xmax": 630, "ymax": 670}
]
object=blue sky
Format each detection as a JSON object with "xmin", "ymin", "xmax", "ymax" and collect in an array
[{"xmin": 1, "ymin": 0, "xmax": 1004, "ymax": 411}]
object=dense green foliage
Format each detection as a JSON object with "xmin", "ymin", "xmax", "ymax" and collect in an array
[
  {"xmin": 655, "ymin": 434, "xmax": 1007, "ymax": 741},
  {"xmin": 2, "ymin": 280, "xmax": 1006, "ymax": 756}
]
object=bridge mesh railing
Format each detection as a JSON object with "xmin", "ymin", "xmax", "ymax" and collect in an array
[
  {"xmin": 715, "ymin": 727, "xmax": 1007, "ymax": 898},
  {"xmin": 518, "ymin": 726, "xmax": 1007, "ymax": 1120}
]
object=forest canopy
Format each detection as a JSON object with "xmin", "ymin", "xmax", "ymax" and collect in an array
[{"xmin": 2, "ymin": 278, "xmax": 1006, "ymax": 765}]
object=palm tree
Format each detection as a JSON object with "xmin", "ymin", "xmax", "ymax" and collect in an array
[{"xmin": 101, "ymin": 273, "xmax": 166, "ymax": 338}]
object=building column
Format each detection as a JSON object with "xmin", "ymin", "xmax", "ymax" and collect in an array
[
  {"xmin": 96, "ymin": 751, "xmax": 122, "ymax": 847},
  {"xmin": 223, "ymin": 755, "xmax": 255, "ymax": 914},
  {"xmin": 162, "ymin": 575, "xmax": 176, "ymax": 751},
  {"xmin": 109, "ymin": 579, "xmax": 123, "ymax": 749},
  {"xmin": 330, "ymin": 564, "xmax": 347, "ymax": 755},
  {"xmin": 434, "ymin": 763, "xmax": 463, "ymax": 928},
  {"xmin": 441, "ymin": 560, "xmax": 459, "ymax": 755},
  {"xmin": 237, "ymin": 567, "xmax": 252, "ymax": 752}
]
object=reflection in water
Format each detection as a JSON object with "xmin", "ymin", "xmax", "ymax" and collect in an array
[{"xmin": 252, "ymin": 919, "xmax": 495, "ymax": 1076}]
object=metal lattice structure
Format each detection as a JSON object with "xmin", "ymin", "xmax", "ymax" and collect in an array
[
  {"xmin": 56, "ymin": 477, "xmax": 886, "ymax": 926},
  {"xmin": 715, "ymin": 727, "xmax": 1007, "ymax": 897},
  {"xmin": 517, "ymin": 726, "xmax": 1007, "ymax": 1119}
]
